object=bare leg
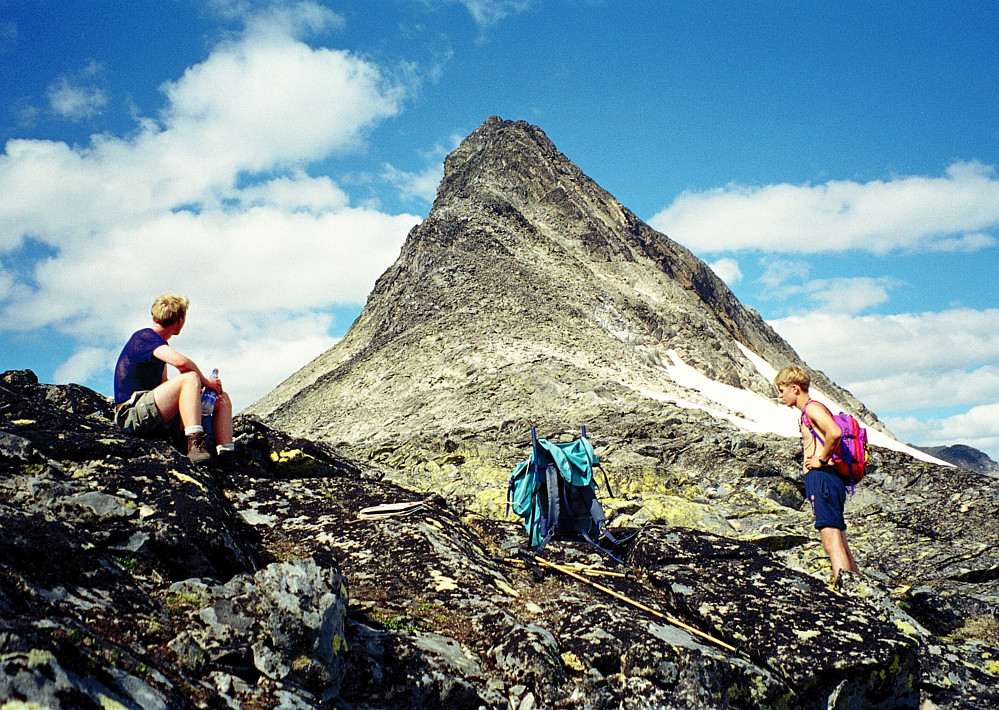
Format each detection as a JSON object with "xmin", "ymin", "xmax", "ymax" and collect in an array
[
  {"xmin": 821, "ymin": 526, "xmax": 859, "ymax": 581},
  {"xmin": 212, "ymin": 391, "xmax": 233, "ymax": 446},
  {"xmin": 152, "ymin": 371, "xmax": 203, "ymax": 429}
]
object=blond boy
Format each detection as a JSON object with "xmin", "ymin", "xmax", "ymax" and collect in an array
[
  {"xmin": 113, "ymin": 294, "xmax": 233, "ymax": 464},
  {"xmin": 774, "ymin": 366, "xmax": 858, "ymax": 585}
]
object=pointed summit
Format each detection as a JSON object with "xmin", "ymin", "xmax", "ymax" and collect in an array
[{"xmin": 248, "ymin": 117, "xmax": 878, "ymax": 445}]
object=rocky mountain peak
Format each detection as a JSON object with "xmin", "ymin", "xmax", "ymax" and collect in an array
[{"xmin": 248, "ymin": 116, "xmax": 877, "ymax": 445}]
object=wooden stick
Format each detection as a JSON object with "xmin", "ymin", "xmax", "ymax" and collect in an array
[
  {"xmin": 502, "ymin": 558, "xmax": 628, "ymax": 578},
  {"xmin": 532, "ymin": 555, "xmax": 737, "ymax": 653}
]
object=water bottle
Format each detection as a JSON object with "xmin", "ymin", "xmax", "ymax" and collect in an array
[{"xmin": 201, "ymin": 368, "xmax": 219, "ymax": 417}]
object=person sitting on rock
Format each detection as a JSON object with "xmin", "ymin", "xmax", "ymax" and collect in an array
[
  {"xmin": 774, "ymin": 366, "xmax": 859, "ymax": 587},
  {"xmin": 113, "ymin": 293, "xmax": 233, "ymax": 464}
]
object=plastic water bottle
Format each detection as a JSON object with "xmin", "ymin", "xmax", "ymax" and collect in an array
[{"xmin": 201, "ymin": 368, "xmax": 219, "ymax": 417}]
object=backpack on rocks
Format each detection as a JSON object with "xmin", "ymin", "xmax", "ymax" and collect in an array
[{"xmin": 507, "ymin": 427, "xmax": 623, "ymax": 559}]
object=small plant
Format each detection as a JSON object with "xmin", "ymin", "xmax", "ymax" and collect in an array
[
  {"xmin": 371, "ymin": 609, "xmax": 435, "ymax": 633},
  {"xmin": 112, "ymin": 554, "xmax": 139, "ymax": 573}
]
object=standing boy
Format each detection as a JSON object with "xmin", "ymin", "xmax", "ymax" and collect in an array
[
  {"xmin": 114, "ymin": 294, "xmax": 234, "ymax": 464},
  {"xmin": 774, "ymin": 366, "xmax": 859, "ymax": 586}
]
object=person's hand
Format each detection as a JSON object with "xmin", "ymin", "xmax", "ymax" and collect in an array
[
  {"xmin": 206, "ymin": 375, "xmax": 223, "ymax": 393},
  {"xmin": 804, "ymin": 453, "xmax": 821, "ymax": 472}
]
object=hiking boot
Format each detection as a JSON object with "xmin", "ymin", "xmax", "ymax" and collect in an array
[
  {"xmin": 214, "ymin": 448, "xmax": 236, "ymax": 472},
  {"xmin": 831, "ymin": 569, "xmax": 862, "ymax": 595},
  {"xmin": 186, "ymin": 432, "xmax": 211, "ymax": 463}
]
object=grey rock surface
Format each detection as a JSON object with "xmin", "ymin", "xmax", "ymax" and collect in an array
[
  {"xmin": 3, "ymin": 370, "xmax": 999, "ymax": 708},
  {"xmin": 246, "ymin": 117, "xmax": 882, "ymax": 446}
]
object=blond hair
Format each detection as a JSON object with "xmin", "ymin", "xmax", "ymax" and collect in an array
[
  {"xmin": 773, "ymin": 366, "xmax": 810, "ymax": 391},
  {"xmin": 151, "ymin": 294, "xmax": 189, "ymax": 327}
]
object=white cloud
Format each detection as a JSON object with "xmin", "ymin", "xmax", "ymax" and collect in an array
[
  {"xmin": 159, "ymin": 35, "xmax": 402, "ymax": 176},
  {"xmin": 650, "ymin": 161, "xmax": 999, "ymax": 255},
  {"xmin": 0, "ymin": 3, "xmax": 421, "ymax": 410},
  {"xmin": 54, "ymin": 347, "xmax": 114, "ymax": 386},
  {"xmin": 229, "ymin": 0, "xmax": 346, "ymax": 39},
  {"xmin": 929, "ymin": 232, "xmax": 997, "ymax": 252},
  {"xmin": 425, "ymin": 0, "xmax": 531, "ymax": 27},
  {"xmin": 0, "ymin": 33, "xmax": 405, "ymax": 248},
  {"xmin": 847, "ymin": 366, "xmax": 999, "ymax": 414},
  {"xmin": 179, "ymin": 311, "xmax": 345, "ymax": 409},
  {"xmin": 45, "ymin": 61, "xmax": 107, "ymax": 121},
  {"xmin": 708, "ymin": 257, "xmax": 742, "ymax": 285},
  {"xmin": 771, "ymin": 308, "xmax": 999, "ymax": 383},
  {"xmin": 769, "ymin": 307, "xmax": 999, "ymax": 459},
  {"xmin": 47, "ymin": 76, "xmax": 107, "ymax": 121},
  {"xmin": 885, "ymin": 403, "xmax": 999, "ymax": 459},
  {"xmin": 236, "ymin": 171, "xmax": 350, "ymax": 212},
  {"xmin": 770, "ymin": 308, "xmax": 999, "ymax": 414},
  {"xmin": 1, "ymin": 205, "xmax": 417, "ymax": 334},
  {"xmin": 778, "ymin": 276, "xmax": 899, "ymax": 315},
  {"xmin": 381, "ymin": 162, "xmax": 444, "ymax": 203}
]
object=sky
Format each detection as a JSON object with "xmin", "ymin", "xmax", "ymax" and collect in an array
[{"xmin": 2, "ymin": 0, "xmax": 998, "ymax": 459}]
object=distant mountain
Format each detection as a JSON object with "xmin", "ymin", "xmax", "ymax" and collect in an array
[
  {"xmin": 246, "ymin": 116, "xmax": 883, "ymax": 446},
  {"xmin": 915, "ymin": 444, "xmax": 999, "ymax": 476}
]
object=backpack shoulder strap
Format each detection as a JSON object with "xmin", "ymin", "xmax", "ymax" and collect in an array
[{"xmin": 801, "ymin": 399, "xmax": 832, "ymax": 444}]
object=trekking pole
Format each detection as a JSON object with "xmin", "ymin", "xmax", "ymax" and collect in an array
[
  {"xmin": 533, "ymin": 555, "xmax": 737, "ymax": 653},
  {"xmin": 502, "ymin": 558, "xmax": 629, "ymax": 579}
]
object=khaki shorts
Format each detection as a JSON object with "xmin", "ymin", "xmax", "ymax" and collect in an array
[{"xmin": 115, "ymin": 390, "xmax": 170, "ymax": 435}]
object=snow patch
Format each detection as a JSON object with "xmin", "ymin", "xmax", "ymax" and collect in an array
[{"xmin": 632, "ymin": 344, "xmax": 950, "ymax": 466}]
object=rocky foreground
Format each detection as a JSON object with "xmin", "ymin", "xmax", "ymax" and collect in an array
[{"xmin": 2, "ymin": 369, "xmax": 999, "ymax": 710}]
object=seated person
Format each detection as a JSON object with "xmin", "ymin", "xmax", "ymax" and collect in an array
[{"xmin": 113, "ymin": 293, "xmax": 233, "ymax": 464}]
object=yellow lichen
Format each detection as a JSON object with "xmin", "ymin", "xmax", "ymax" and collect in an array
[
  {"xmin": 98, "ymin": 696, "xmax": 130, "ymax": 710},
  {"xmin": 269, "ymin": 449, "xmax": 317, "ymax": 475},
  {"xmin": 172, "ymin": 471, "xmax": 206, "ymax": 491},
  {"xmin": 561, "ymin": 651, "xmax": 585, "ymax": 672},
  {"xmin": 493, "ymin": 579, "xmax": 519, "ymax": 597},
  {"xmin": 430, "ymin": 570, "xmax": 458, "ymax": 592}
]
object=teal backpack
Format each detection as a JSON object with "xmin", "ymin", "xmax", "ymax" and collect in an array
[{"xmin": 508, "ymin": 427, "xmax": 625, "ymax": 559}]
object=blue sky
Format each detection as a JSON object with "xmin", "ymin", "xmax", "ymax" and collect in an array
[{"xmin": 2, "ymin": 0, "xmax": 998, "ymax": 457}]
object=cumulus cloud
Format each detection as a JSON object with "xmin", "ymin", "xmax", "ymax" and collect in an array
[
  {"xmin": 419, "ymin": 0, "xmax": 531, "ymax": 27},
  {"xmin": 708, "ymin": 257, "xmax": 742, "ymax": 285},
  {"xmin": 885, "ymin": 403, "xmax": 999, "ymax": 459},
  {"xmin": 47, "ymin": 76, "xmax": 107, "ymax": 121},
  {"xmin": 0, "ymin": 2, "xmax": 421, "ymax": 409},
  {"xmin": 765, "ymin": 306, "xmax": 999, "ymax": 460},
  {"xmin": 650, "ymin": 161, "xmax": 999, "ymax": 255},
  {"xmin": 771, "ymin": 308, "xmax": 999, "ymax": 384},
  {"xmin": 460, "ymin": 0, "xmax": 531, "ymax": 25},
  {"xmin": 769, "ymin": 308, "xmax": 999, "ymax": 458},
  {"xmin": 929, "ymin": 232, "xmax": 997, "ymax": 252},
  {"xmin": 764, "ymin": 275, "xmax": 900, "ymax": 316},
  {"xmin": 381, "ymin": 162, "xmax": 445, "ymax": 203},
  {"xmin": 53, "ymin": 346, "xmax": 114, "ymax": 386}
]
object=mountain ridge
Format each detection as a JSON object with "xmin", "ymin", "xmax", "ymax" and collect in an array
[{"xmin": 246, "ymin": 116, "xmax": 884, "ymax": 447}]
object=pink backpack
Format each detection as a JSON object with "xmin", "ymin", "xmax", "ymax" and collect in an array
[{"xmin": 802, "ymin": 400, "xmax": 869, "ymax": 493}]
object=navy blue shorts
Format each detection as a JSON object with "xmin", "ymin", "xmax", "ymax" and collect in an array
[{"xmin": 804, "ymin": 466, "xmax": 847, "ymax": 530}]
